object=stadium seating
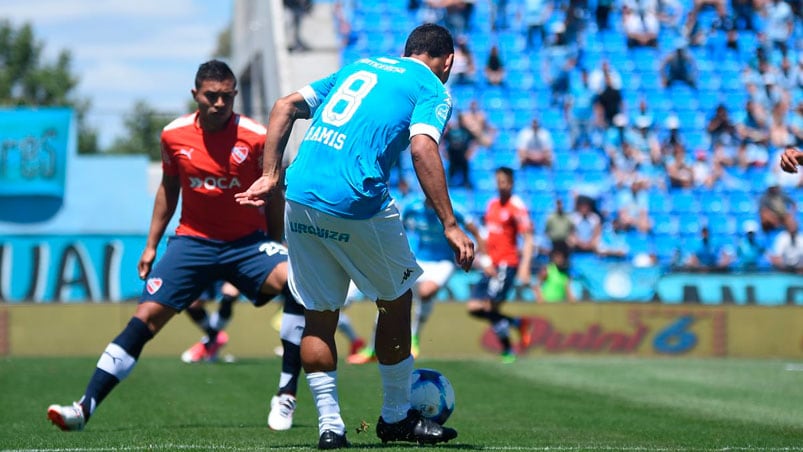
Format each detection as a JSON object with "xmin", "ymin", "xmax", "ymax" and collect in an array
[{"xmin": 341, "ymin": 0, "xmax": 803, "ymax": 290}]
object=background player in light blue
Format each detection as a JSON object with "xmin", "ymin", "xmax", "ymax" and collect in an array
[
  {"xmin": 237, "ymin": 23, "xmax": 474, "ymax": 450},
  {"xmin": 404, "ymin": 196, "xmax": 482, "ymax": 355},
  {"xmin": 348, "ymin": 194, "xmax": 483, "ymax": 364}
]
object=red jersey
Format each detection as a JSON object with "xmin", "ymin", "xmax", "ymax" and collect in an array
[
  {"xmin": 161, "ymin": 112, "xmax": 266, "ymax": 241},
  {"xmin": 483, "ymin": 195, "xmax": 533, "ymax": 267}
]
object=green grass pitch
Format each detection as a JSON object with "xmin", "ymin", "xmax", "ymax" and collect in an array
[{"xmin": 2, "ymin": 356, "xmax": 803, "ymax": 451}]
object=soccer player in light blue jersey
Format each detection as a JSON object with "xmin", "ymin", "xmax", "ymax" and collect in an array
[{"xmin": 237, "ymin": 23, "xmax": 475, "ymax": 450}]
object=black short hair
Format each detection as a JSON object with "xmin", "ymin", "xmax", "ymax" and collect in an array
[
  {"xmin": 403, "ymin": 23, "xmax": 454, "ymax": 58},
  {"xmin": 195, "ymin": 59, "xmax": 236, "ymax": 89},
  {"xmin": 496, "ymin": 166, "xmax": 514, "ymax": 180}
]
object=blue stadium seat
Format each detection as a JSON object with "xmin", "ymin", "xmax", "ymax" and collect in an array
[
  {"xmin": 553, "ymin": 171, "xmax": 577, "ymax": 192},
  {"xmin": 527, "ymin": 191, "xmax": 556, "ymax": 213},
  {"xmin": 521, "ymin": 167, "xmax": 554, "ymax": 192},
  {"xmin": 652, "ymin": 213, "xmax": 679, "ymax": 235},
  {"xmin": 648, "ymin": 190, "xmax": 672, "ymax": 214},
  {"xmin": 669, "ymin": 190, "xmax": 700, "ymax": 213},
  {"xmin": 699, "ymin": 191, "xmax": 727, "ymax": 214},
  {"xmin": 625, "ymin": 231, "xmax": 653, "ymax": 256},
  {"xmin": 707, "ymin": 213, "xmax": 738, "ymax": 236},
  {"xmin": 727, "ymin": 191, "xmax": 758, "ymax": 215},
  {"xmin": 678, "ymin": 213, "xmax": 703, "ymax": 236}
]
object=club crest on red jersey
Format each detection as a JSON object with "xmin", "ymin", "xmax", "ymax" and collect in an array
[
  {"xmin": 146, "ymin": 277, "xmax": 163, "ymax": 295},
  {"xmin": 231, "ymin": 146, "xmax": 248, "ymax": 164}
]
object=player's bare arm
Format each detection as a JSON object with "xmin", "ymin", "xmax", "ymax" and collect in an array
[
  {"xmin": 410, "ymin": 134, "xmax": 475, "ymax": 271},
  {"xmin": 780, "ymin": 146, "xmax": 803, "ymax": 174},
  {"xmin": 138, "ymin": 173, "xmax": 180, "ymax": 279},
  {"xmin": 235, "ymin": 93, "xmax": 310, "ymax": 207},
  {"xmin": 517, "ymin": 232, "xmax": 534, "ymax": 284}
]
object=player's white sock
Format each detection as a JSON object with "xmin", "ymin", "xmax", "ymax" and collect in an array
[
  {"xmin": 307, "ymin": 371, "xmax": 345, "ymax": 436},
  {"xmin": 208, "ymin": 312, "xmax": 229, "ymax": 331},
  {"xmin": 378, "ymin": 355, "xmax": 413, "ymax": 423}
]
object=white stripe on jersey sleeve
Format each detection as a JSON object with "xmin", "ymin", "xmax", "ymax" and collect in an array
[
  {"xmin": 298, "ymin": 86, "xmax": 322, "ymax": 114},
  {"xmin": 238, "ymin": 115, "xmax": 267, "ymax": 135},
  {"xmin": 410, "ymin": 123, "xmax": 442, "ymax": 144}
]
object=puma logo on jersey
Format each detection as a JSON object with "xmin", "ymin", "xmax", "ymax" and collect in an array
[{"xmin": 178, "ymin": 148, "xmax": 195, "ymax": 159}]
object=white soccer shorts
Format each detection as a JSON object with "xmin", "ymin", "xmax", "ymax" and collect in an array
[
  {"xmin": 285, "ymin": 200, "xmax": 423, "ymax": 311},
  {"xmin": 418, "ymin": 260, "xmax": 456, "ymax": 287}
]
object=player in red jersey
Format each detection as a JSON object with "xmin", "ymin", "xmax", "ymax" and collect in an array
[
  {"xmin": 466, "ymin": 167, "xmax": 535, "ymax": 363},
  {"xmin": 47, "ymin": 60, "xmax": 303, "ymax": 432}
]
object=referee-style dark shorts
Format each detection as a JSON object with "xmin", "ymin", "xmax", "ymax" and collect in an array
[
  {"xmin": 140, "ymin": 232, "xmax": 288, "ymax": 311},
  {"xmin": 470, "ymin": 265, "xmax": 517, "ymax": 304}
]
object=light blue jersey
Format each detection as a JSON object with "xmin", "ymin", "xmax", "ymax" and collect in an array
[
  {"xmin": 286, "ymin": 56, "xmax": 452, "ymax": 219},
  {"xmin": 403, "ymin": 198, "xmax": 471, "ymax": 261}
]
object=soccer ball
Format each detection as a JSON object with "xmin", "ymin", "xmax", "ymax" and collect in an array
[{"xmin": 410, "ymin": 368, "xmax": 455, "ymax": 425}]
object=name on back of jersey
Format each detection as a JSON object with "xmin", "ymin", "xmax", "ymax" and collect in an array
[{"xmin": 303, "ymin": 125, "xmax": 347, "ymax": 150}]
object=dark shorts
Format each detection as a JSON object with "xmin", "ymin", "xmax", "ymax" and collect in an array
[
  {"xmin": 470, "ymin": 265, "xmax": 517, "ymax": 304},
  {"xmin": 140, "ymin": 232, "xmax": 288, "ymax": 311}
]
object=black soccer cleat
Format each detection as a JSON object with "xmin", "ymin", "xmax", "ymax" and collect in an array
[
  {"xmin": 318, "ymin": 430, "xmax": 349, "ymax": 450},
  {"xmin": 376, "ymin": 409, "xmax": 458, "ymax": 445}
]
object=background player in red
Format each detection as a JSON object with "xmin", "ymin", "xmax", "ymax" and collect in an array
[
  {"xmin": 466, "ymin": 166, "xmax": 534, "ymax": 363},
  {"xmin": 47, "ymin": 60, "xmax": 304, "ymax": 432}
]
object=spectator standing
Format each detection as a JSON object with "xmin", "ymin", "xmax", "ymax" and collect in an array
[
  {"xmin": 516, "ymin": 118, "xmax": 554, "ymax": 167},
  {"xmin": 443, "ymin": 113, "xmax": 478, "ymax": 188},
  {"xmin": 566, "ymin": 68, "xmax": 600, "ymax": 149},
  {"xmin": 544, "ymin": 198, "xmax": 574, "ymax": 246},
  {"xmin": 595, "ymin": 70, "xmax": 624, "ymax": 127}
]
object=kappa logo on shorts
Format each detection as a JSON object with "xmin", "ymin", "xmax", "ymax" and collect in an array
[
  {"xmin": 231, "ymin": 146, "xmax": 248, "ymax": 164},
  {"xmin": 146, "ymin": 277, "xmax": 163, "ymax": 295}
]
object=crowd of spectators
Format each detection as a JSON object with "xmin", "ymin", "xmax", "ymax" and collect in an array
[{"xmin": 341, "ymin": 0, "xmax": 803, "ymax": 274}]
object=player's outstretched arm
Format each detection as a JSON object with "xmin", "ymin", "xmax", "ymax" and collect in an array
[
  {"xmin": 410, "ymin": 134, "xmax": 475, "ymax": 271},
  {"xmin": 779, "ymin": 146, "xmax": 803, "ymax": 174},
  {"xmin": 236, "ymin": 92, "xmax": 310, "ymax": 207}
]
